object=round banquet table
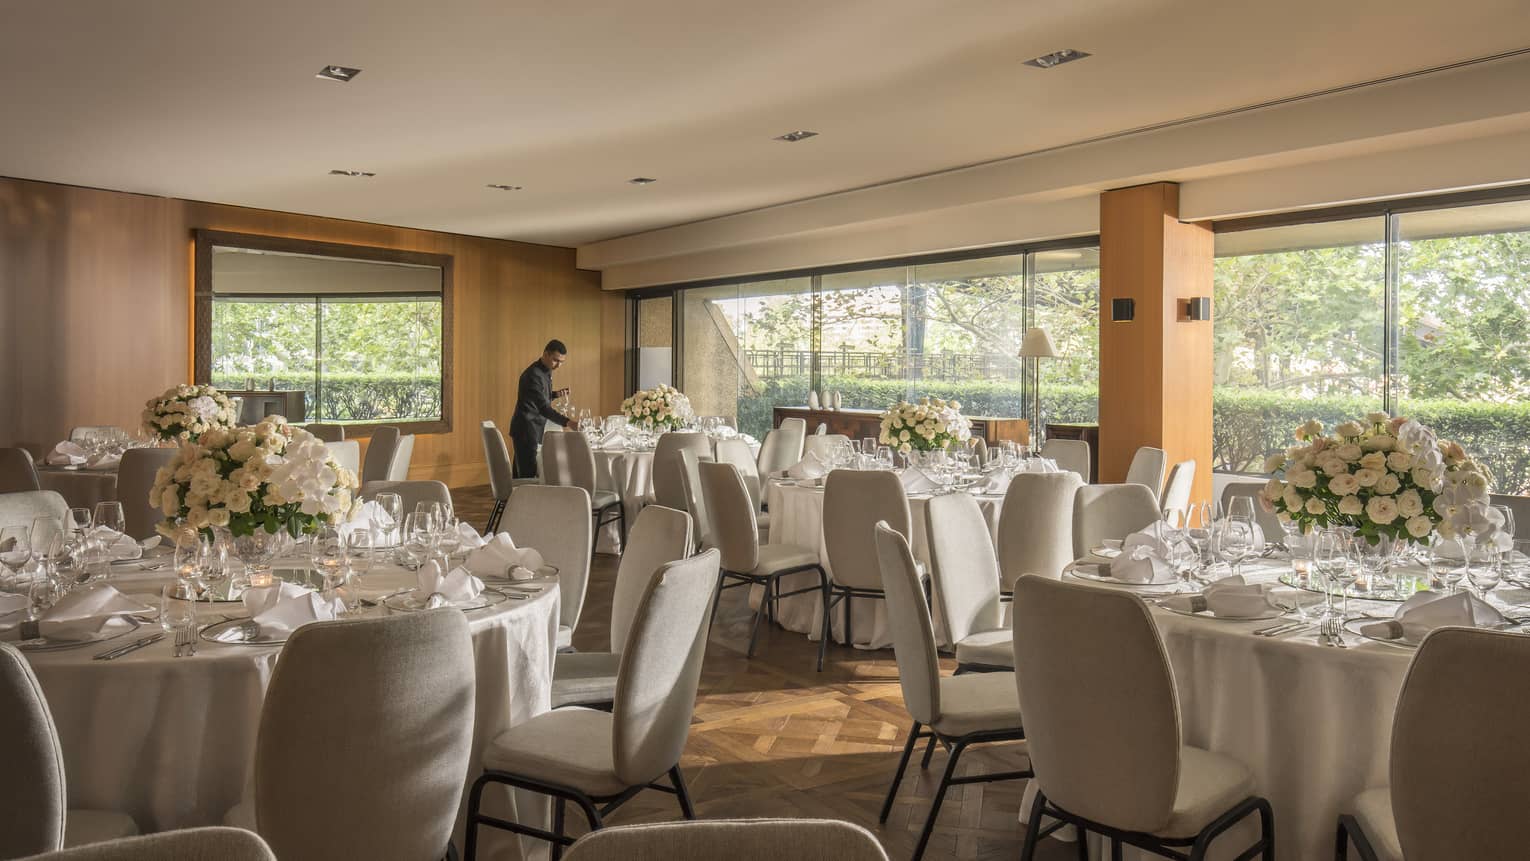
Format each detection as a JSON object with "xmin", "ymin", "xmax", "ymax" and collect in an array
[
  {"xmin": 590, "ymin": 438, "xmax": 757, "ymax": 554},
  {"xmin": 1030, "ymin": 555, "xmax": 1530, "ymax": 861},
  {"xmin": 37, "ymin": 465, "xmax": 119, "ymax": 510},
  {"xmin": 19, "ymin": 558, "xmax": 560, "ymax": 861}
]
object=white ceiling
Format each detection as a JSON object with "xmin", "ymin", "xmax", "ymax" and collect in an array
[{"xmin": 0, "ymin": 0, "xmax": 1525, "ymax": 248}]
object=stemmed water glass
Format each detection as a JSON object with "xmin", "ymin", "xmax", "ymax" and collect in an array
[
  {"xmin": 93, "ymin": 501, "xmax": 125, "ymax": 536},
  {"xmin": 373, "ymin": 492, "xmax": 403, "ymax": 548},
  {"xmin": 347, "ymin": 531, "xmax": 374, "ymax": 581},
  {"xmin": 1214, "ymin": 515, "xmax": 1256, "ymax": 580},
  {"xmin": 1428, "ymin": 538, "xmax": 1465, "ymax": 594},
  {"xmin": 202, "ymin": 532, "xmax": 231, "ymax": 600},
  {"xmin": 400, "ymin": 513, "xmax": 437, "ymax": 570},
  {"xmin": 0, "ymin": 525, "xmax": 32, "ymax": 590},
  {"xmin": 311, "ymin": 525, "xmax": 349, "ymax": 595},
  {"xmin": 67, "ymin": 507, "xmax": 92, "ymax": 537},
  {"xmin": 1313, "ymin": 529, "xmax": 1348, "ymax": 619}
]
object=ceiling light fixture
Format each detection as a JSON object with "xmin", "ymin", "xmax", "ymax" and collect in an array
[
  {"xmin": 1023, "ymin": 49, "xmax": 1090, "ymax": 69},
  {"xmin": 328, "ymin": 169, "xmax": 375, "ymax": 177},
  {"xmin": 486, "ymin": 183, "xmax": 523, "ymax": 191},
  {"xmin": 774, "ymin": 130, "xmax": 819, "ymax": 142},
  {"xmin": 628, "ymin": 177, "xmax": 657, "ymax": 185},
  {"xmin": 316, "ymin": 65, "xmax": 362, "ymax": 82}
]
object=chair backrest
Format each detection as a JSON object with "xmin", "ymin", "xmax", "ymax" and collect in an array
[
  {"xmin": 0, "ymin": 447, "xmax": 41, "ymax": 493},
  {"xmin": 387, "ymin": 434, "xmax": 415, "ymax": 481},
  {"xmin": 1072, "ymin": 483, "xmax": 1161, "ymax": 558},
  {"xmin": 612, "ymin": 550, "xmax": 721, "ymax": 786},
  {"xmin": 676, "ymin": 451, "xmax": 713, "ymax": 550},
  {"xmin": 1124, "ymin": 446, "xmax": 1168, "ymax": 499},
  {"xmin": 698, "ymin": 461, "xmax": 759, "ymax": 575},
  {"xmin": 1040, "ymin": 438, "xmax": 1090, "ymax": 482},
  {"xmin": 323, "ymin": 440, "xmax": 360, "ymax": 477},
  {"xmin": 255, "ymin": 611, "xmax": 474, "ymax": 861},
  {"xmin": 1011, "ymin": 575, "xmax": 1181, "ymax": 833},
  {"xmin": 924, "ymin": 492, "xmax": 1003, "ymax": 645},
  {"xmin": 822, "ymin": 470, "xmax": 910, "ymax": 591},
  {"xmin": 968, "ymin": 437, "xmax": 989, "ymax": 465},
  {"xmin": 360, "ymin": 426, "xmax": 400, "ymax": 483},
  {"xmin": 1218, "ymin": 481, "xmax": 1283, "ymax": 538},
  {"xmin": 0, "ymin": 642, "xmax": 67, "ymax": 858},
  {"xmin": 652, "ymin": 433, "xmax": 711, "ymax": 511},
  {"xmin": 118, "ymin": 447, "xmax": 177, "ymax": 540},
  {"xmin": 25, "ymin": 828, "xmax": 276, "ymax": 860},
  {"xmin": 0, "ymin": 490, "xmax": 69, "ymax": 533},
  {"xmin": 1390, "ymin": 627, "xmax": 1530, "ymax": 859},
  {"xmin": 996, "ymin": 471, "xmax": 1083, "ymax": 590},
  {"xmin": 802, "ymin": 434, "xmax": 849, "ymax": 461},
  {"xmin": 755, "ymin": 429, "xmax": 802, "ymax": 476},
  {"xmin": 68, "ymin": 426, "xmax": 119, "ymax": 442},
  {"xmin": 779, "ymin": 417, "xmax": 807, "ymax": 437},
  {"xmin": 713, "ymin": 439, "xmax": 762, "ymax": 511},
  {"xmin": 304, "ymin": 424, "xmax": 344, "ymax": 442},
  {"xmin": 539, "ymin": 429, "xmax": 574, "ymax": 487},
  {"xmin": 360, "ymin": 480, "xmax": 452, "ymax": 515},
  {"xmin": 506, "ymin": 484, "xmax": 593, "ymax": 633},
  {"xmin": 1160, "ymin": 460, "xmax": 1195, "ymax": 526},
  {"xmin": 559, "ymin": 430, "xmax": 601, "ymax": 495},
  {"xmin": 610, "ymin": 506, "xmax": 693, "ymax": 653},
  {"xmin": 480, "ymin": 421, "xmax": 515, "ymax": 502},
  {"xmin": 1489, "ymin": 493, "xmax": 1530, "ymax": 539},
  {"xmin": 564, "ymin": 818, "xmax": 889, "ymax": 861},
  {"xmin": 873, "ymin": 522, "xmax": 942, "ymax": 726}
]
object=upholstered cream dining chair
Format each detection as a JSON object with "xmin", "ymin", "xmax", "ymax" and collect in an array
[
  {"xmin": 480, "ymin": 420, "xmax": 515, "ymax": 533},
  {"xmin": 556, "ymin": 429, "xmax": 627, "ymax": 553},
  {"xmin": 0, "ymin": 447, "xmax": 42, "ymax": 493},
  {"xmin": 713, "ymin": 438, "xmax": 769, "ymax": 539},
  {"xmin": 996, "ymin": 471, "xmax": 1082, "ymax": 592},
  {"xmin": 563, "ymin": 818, "xmax": 888, "ymax": 861},
  {"xmin": 247, "ymin": 610, "xmax": 475, "ymax": 861},
  {"xmin": 359, "ymin": 479, "xmax": 451, "ymax": 516},
  {"xmin": 359, "ymin": 425, "xmax": 400, "ymax": 483},
  {"xmin": 1219, "ymin": 482, "xmax": 1284, "ymax": 540},
  {"xmin": 700, "ymin": 461, "xmax": 826, "ymax": 670},
  {"xmin": 117, "ymin": 447, "xmax": 177, "ymax": 540},
  {"xmin": 675, "ymin": 450, "xmax": 712, "ymax": 551},
  {"xmin": 0, "ymin": 490, "xmax": 68, "ymax": 533},
  {"xmin": 802, "ymin": 433, "xmax": 849, "ymax": 461},
  {"xmin": 925, "ymin": 492, "xmax": 1012, "ymax": 672},
  {"xmin": 754, "ymin": 426, "xmax": 803, "ymax": 477},
  {"xmin": 1071, "ymin": 483, "xmax": 1161, "ymax": 559},
  {"xmin": 19, "ymin": 827, "xmax": 274, "ymax": 860},
  {"xmin": 552, "ymin": 505, "xmax": 693, "ymax": 708},
  {"xmin": 0, "ymin": 643, "xmax": 139, "ymax": 858},
  {"xmin": 322, "ymin": 440, "xmax": 360, "ymax": 477},
  {"xmin": 1124, "ymin": 446, "xmax": 1168, "ymax": 501},
  {"xmin": 1336, "ymin": 626, "xmax": 1530, "ymax": 861},
  {"xmin": 1160, "ymin": 460, "xmax": 1196, "ymax": 527},
  {"xmin": 1011, "ymin": 575, "xmax": 1273, "ymax": 861},
  {"xmin": 464, "ymin": 550, "xmax": 722, "ymax": 861},
  {"xmin": 1039, "ymin": 438, "xmax": 1090, "ymax": 483},
  {"xmin": 505, "ymin": 484, "xmax": 592, "ymax": 650},
  {"xmin": 650, "ymin": 432, "xmax": 711, "ymax": 511},
  {"xmin": 302, "ymin": 423, "xmax": 344, "ymax": 442},
  {"xmin": 822, "ymin": 469, "xmax": 911, "ymax": 651},
  {"xmin": 873, "ymin": 523, "xmax": 1029, "ymax": 861}
]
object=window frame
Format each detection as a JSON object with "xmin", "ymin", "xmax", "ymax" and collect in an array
[{"xmin": 192, "ymin": 229, "xmax": 454, "ymax": 437}]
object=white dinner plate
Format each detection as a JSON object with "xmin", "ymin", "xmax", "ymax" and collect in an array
[
  {"xmin": 1157, "ymin": 601, "xmax": 1282, "ymax": 622},
  {"xmin": 1065, "ymin": 562, "xmax": 1181, "ymax": 595},
  {"xmin": 201, "ymin": 617, "xmax": 290, "ymax": 646},
  {"xmin": 17, "ymin": 615, "xmax": 148, "ymax": 652},
  {"xmin": 382, "ymin": 587, "xmax": 512, "ymax": 613}
]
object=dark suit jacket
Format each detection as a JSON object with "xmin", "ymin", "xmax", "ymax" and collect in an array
[{"xmin": 510, "ymin": 360, "xmax": 568, "ymax": 439}]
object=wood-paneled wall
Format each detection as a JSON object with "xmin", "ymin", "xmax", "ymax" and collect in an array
[{"xmin": 0, "ymin": 176, "xmax": 613, "ymax": 487}]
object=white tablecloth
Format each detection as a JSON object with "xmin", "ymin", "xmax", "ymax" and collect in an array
[
  {"xmin": 19, "ymin": 559, "xmax": 559, "ymax": 859},
  {"xmin": 37, "ymin": 466, "xmax": 118, "ymax": 510}
]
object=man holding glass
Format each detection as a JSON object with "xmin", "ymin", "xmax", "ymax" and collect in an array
[{"xmin": 510, "ymin": 339, "xmax": 573, "ymax": 478}]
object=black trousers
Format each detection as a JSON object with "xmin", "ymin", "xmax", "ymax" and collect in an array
[{"xmin": 510, "ymin": 427, "xmax": 539, "ymax": 479}]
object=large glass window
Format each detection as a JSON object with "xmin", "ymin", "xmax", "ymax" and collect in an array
[{"xmin": 674, "ymin": 246, "xmax": 1099, "ymax": 439}]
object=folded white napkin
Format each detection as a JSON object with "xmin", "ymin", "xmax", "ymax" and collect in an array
[
  {"xmin": 786, "ymin": 451, "xmax": 829, "ymax": 480},
  {"xmin": 1107, "ymin": 552, "xmax": 1177, "ymax": 584},
  {"xmin": 86, "ymin": 451, "xmax": 121, "ymax": 469},
  {"xmin": 1359, "ymin": 590, "xmax": 1505, "ymax": 642},
  {"xmin": 37, "ymin": 584, "xmax": 148, "ymax": 641},
  {"xmin": 235, "ymin": 581, "xmax": 343, "ymax": 637},
  {"xmin": 417, "ymin": 559, "xmax": 485, "ymax": 601},
  {"xmin": 339, "ymin": 500, "xmax": 395, "ymax": 540},
  {"xmin": 598, "ymin": 430, "xmax": 625, "ymax": 449},
  {"xmin": 899, "ymin": 466, "xmax": 938, "ymax": 493},
  {"xmin": 463, "ymin": 534, "xmax": 542, "ymax": 581},
  {"xmin": 47, "ymin": 441, "xmax": 89, "ymax": 466},
  {"xmin": 739, "ymin": 433, "xmax": 758, "ymax": 447},
  {"xmin": 1160, "ymin": 575, "xmax": 1277, "ymax": 618},
  {"xmin": 1122, "ymin": 526, "xmax": 1179, "ymax": 559},
  {"xmin": 88, "ymin": 527, "xmax": 144, "ymax": 561},
  {"xmin": 455, "ymin": 521, "xmax": 487, "ymax": 550},
  {"xmin": 977, "ymin": 471, "xmax": 1011, "ymax": 494}
]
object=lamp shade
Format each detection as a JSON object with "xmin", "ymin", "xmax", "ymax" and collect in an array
[{"xmin": 1017, "ymin": 327, "xmax": 1060, "ymax": 359}]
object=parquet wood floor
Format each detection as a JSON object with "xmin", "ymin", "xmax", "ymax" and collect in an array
[{"xmin": 453, "ymin": 485, "xmax": 1073, "ymax": 860}]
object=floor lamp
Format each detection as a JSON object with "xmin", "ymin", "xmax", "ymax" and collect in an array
[{"xmin": 1017, "ymin": 327, "xmax": 1059, "ymax": 451}]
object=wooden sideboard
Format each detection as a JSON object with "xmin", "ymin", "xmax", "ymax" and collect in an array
[
  {"xmin": 1045, "ymin": 422, "xmax": 1099, "ymax": 482},
  {"xmin": 772, "ymin": 406, "xmax": 1028, "ymax": 447}
]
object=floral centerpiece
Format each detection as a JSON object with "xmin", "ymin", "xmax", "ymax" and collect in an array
[
  {"xmin": 621, "ymin": 384, "xmax": 690, "ymax": 432},
  {"xmin": 141, "ymin": 384, "xmax": 238, "ymax": 443},
  {"xmin": 879, "ymin": 397, "xmax": 972, "ymax": 454},
  {"xmin": 1260, "ymin": 412, "xmax": 1497, "ymax": 546},
  {"xmin": 151, "ymin": 416, "xmax": 358, "ymax": 542}
]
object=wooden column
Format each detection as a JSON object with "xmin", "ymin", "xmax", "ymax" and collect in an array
[{"xmin": 1098, "ymin": 182, "xmax": 1214, "ymax": 503}]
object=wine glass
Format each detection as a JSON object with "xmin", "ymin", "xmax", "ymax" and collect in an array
[
  {"xmin": 1508, "ymin": 539, "xmax": 1530, "ymax": 588},
  {"xmin": 93, "ymin": 501, "xmax": 125, "ymax": 536},
  {"xmin": 311, "ymin": 525, "xmax": 349, "ymax": 593},
  {"xmin": 400, "ymin": 513, "xmax": 436, "ymax": 570},
  {"xmin": 203, "ymin": 532, "xmax": 231, "ymax": 600},
  {"xmin": 876, "ymin": 446, "xmax": 894, "ymax": 470},
  {"xmin": 0, "ymin": 525, "xmax": 31, "ymax": 589},
  {"xmin": 173, "ymin": 534, "xmax": 206, "ymax": 595},
  {"xmin": 347, "ymin": 531, "xmax": 374, "ymax": 581},
  {"xmin": 1429, "ymin": 538, "xmax": 1465, "ymax": 594},
  {"xmin": 1313, "ymin": 529, "xmax": 1349, "ymax": 618},
  {"xmin": 1215, "ymin": 515, "xmax": 1255, "ymax": 580},
  {"xmin": 1185, "ymin": 502, "xmax": 1213, "ymax": 580},
  {"xmin": 373, "ymin": 492, "xmax": 403, "ymax": 547},
  {"xmin": 29, "ymin": 517, "xmax": 66, "ymax": 566},
  {"xmin": 67, "ymin": 507, "xmax": 92, "ymax": 537}
]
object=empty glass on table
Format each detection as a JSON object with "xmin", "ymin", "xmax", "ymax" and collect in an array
[
  {"xmin": 0, "ymin": 525, "xmax": 32, "ymax": 590},
  {"xmin": 372, "ymin": 492, "xmax": 403, "ymax": 548},
  {"xmin": 93, "ymin": 502, "xmax": 125, "ymax": 536}
]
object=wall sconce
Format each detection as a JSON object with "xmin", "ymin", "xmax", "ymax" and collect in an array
[
  {"xmin": 1180, "ymin": 297, "xmax": 1211, "ymax": 321},
  {"xmin": 1111, "ymin": 297, "xmax": 1135, "ymax": 322}
]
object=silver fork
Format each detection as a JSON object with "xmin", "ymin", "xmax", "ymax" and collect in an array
[{"xmin": 1321, "ymin": 616, "xmax": 1348, "ymax": 648}]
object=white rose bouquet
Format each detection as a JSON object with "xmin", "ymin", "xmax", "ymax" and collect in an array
[
  {"xmin": 879, "ymin": 397, "xmax": 972, "ymax": 454},
  {"xmin": 1260, "ymin": 412, "xmax": 1496, "ymax": 546},
  {"xmin": 621, "ymin": 384, "xmax": 690, "ymax": 432},
  {"xmin": 151, "ymin": 416, "xmax": 359, "ymax": 540},
  {"xmin": 141, "ymin": 384, "xmax": 238, "ymax": 443}
]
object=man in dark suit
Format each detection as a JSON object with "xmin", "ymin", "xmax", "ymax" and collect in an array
[{"xmin": 509, "ymin": 340, "xmax": 572, "ymax": 478}]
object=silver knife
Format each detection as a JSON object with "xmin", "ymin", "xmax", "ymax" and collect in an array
[{"xmin": 95, "ymin": 632, "xmax": 165, "ymax": 660}]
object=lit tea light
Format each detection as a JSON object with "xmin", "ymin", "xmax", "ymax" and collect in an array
[{"xmin": 248, "ymin": 570, "xmax": 273, "ymax": 588}]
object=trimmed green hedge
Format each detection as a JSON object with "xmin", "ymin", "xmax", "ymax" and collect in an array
[
  {"xmin": 211, "ymin": 373, "xmax": 441, "ymax": 423},
  {"xmin": 736, "ymin": 376, "xmax": 1530, "ymax": 494}
]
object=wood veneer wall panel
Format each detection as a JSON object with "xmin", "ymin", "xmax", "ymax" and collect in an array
[{"xmin": 0, "ymin": 176, "xmax": 611, "ymax": 487}]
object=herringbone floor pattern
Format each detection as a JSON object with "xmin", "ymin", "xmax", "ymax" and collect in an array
[{"xmin": 454, "ymin": 485, "xmax": 1073, "ymax": 860}]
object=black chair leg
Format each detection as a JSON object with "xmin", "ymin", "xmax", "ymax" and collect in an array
[
  {"xmin": 844, "ymin": 591, "xmax": 854, "ymax": 647},
  {"xmin": 1110, "ymin": 837, "xmax": 1123, "ymax": 861},
  {"xmin": 920, "ymin": 734, "xmax": 939, "ymax": 768},
  {"xmin": 550, "ymin": 798, "xmax": 567, "ymax": 861},
  {"xmin": 879, "ymin": 721, "xmax": 922, "ymax": 823},
  {"xmin": 817, "ymin": 576, "xmax": 832, "ymax": 672},
  {"xmin": 1074, "ymin": 828, "xmax": 1089, "ymax": 861},
  {"xmin": 617, "ymin": 504, "xmax": 627, "ymax": 552},
  {"xmin": 912, "ymin": 740, "xmax": 967, "ymax": 861},
  {"xmin": 463, "ymin": 774, "xmax": 488, "ymax": 861},
  {"xmin": 746, "ymin": 578, "xmax": 769, "ymax": 658},
  {"xmin": 1019, "ymin": 789, "xmax": 1047, "ymax": 861},
  {"xmin": 709, "ymin": 575, "xmax": 726, "ymax": 628},
  {"xmin": 670, "ymin": 765, "xmax": 696, "ymax": 819}
]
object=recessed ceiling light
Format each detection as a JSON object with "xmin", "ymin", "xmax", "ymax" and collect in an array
[
  {"xmin": 316, "ymin": 65, "xmax": 362, "ymax": 82},
  {"xmin": 628, "ymin": 177, "xmax": 657, "ymax": 185},
  {"xmin": 486, "ymin": 183, "xmax": 523, "ymax": 191},
  {"xmin": 774, "ymin": 130, "xmax": 819, "ymax": 142},
  {"xmin": 328, "ymin": 169, "xmax": 375, "ymax": 177},
  {"xmin": 1023, "ymin": 49, "xmax": 1090, "ymax": 69}
]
